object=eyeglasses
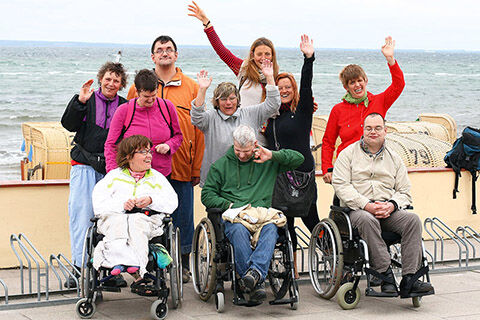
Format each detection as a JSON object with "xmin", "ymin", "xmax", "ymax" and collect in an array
[
  {"xmin": 154, "ymin": 48, "xmax": 175, "ymax": 55},
  {"xmin": 364, "ymin": 126, "xmax": 384, "ymax": 133},
  {"xmin": 135, "ymin": 150, "xmax": 153, "ymax": 155}
]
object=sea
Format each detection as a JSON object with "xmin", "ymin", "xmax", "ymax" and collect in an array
[{"xmin": 0, "ymin": 45, "xmax": 479, "ymax": 180}]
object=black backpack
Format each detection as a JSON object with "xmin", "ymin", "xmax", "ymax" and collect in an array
[{"xmin": 444, "ymin": 127, "xmax": 480, "ymax": 214}]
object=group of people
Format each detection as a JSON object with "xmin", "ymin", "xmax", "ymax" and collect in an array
[{"xmin": 60, "ymin": 0, "xmax": 433, "ymax": 305}]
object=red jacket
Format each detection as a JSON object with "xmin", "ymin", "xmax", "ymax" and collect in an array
[{"xmin": 321, "ymin": 61, "xmax": 405, "ymax": 174}]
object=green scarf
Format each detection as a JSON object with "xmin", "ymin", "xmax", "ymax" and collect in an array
[{"xmin": 342, "ymin": 92, "xmax": 369, "ymax": 107}]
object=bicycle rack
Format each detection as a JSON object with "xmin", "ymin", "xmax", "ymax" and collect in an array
[
  {"xmin": 424, "ymin": 217, "xmax": 469, "ymax": 269},
  {"xmin": 0, "ymin": 233, "xmax": 79, "ymax": 310},
  {"xmin": 294, "ymin": 226, "xmax": 311, "ymax": 273}
]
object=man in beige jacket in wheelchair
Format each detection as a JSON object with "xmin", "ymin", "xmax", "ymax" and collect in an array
[{"xmin": 332, "ymin": 112, "xmax": 434, "ymax": 297}]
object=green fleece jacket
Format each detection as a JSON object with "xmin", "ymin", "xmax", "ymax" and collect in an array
[{"xmin": 201, "ymin": 146, "xmax": 304, "ymax": 210}]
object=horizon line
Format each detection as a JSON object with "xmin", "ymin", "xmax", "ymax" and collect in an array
[{"xmin": 0, "ymin": 39, "xmax": 478, "ymax": 53}]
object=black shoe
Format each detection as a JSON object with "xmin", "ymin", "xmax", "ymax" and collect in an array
[
  {"xmin": 104, "ymin": 274, "xmax": 127, "ymax": 288},
  {"xmin": 239, "ymin": 269, "xmax": 261, "ymax": 294},
  {"xmin": 249, "ymin": 282, "xmax": 266, "ymax": 304},
  {"xmin": 400, "ymin": 274, "xmax": 434, "ymax": 296},
  {"xmin": 380, "ymin": 267, "xmax": 397, "ymax": 294},
  {"xmin": 63, "ymin": 266, "xmax": 80, "ymax": 288}
]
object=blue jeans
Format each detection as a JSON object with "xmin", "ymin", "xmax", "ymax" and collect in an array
[
  {"xmin": 68, "ymin": 165, "xmax": 104, "ymax": 266},
  {"xmin": 170, "ymin": 180, "xmax": 194, "ymax": 255},
  {"xmin": 224, "ymin": 221, "xmax": 278, "ymax": 280}
]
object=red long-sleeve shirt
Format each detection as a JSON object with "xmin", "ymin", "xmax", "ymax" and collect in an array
[
  {"xmin": 204, "ymin": 26, "xmax": 243, "ymax": 76},
  {"xmin": 321, "ymin": 61, "xmax": 405, "ymax": 174}
]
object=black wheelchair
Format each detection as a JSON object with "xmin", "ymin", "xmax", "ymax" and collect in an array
[
  {"xmin": 308, "ymin": 199, "xmax": 434, "ymax": 309},
  {"xmin": 75, "ymin": 209, "xmax": 182, "ymax": 320},
  {"xmin": 191, "ymin": 208, "xmax": 299, "ymax": 312}
]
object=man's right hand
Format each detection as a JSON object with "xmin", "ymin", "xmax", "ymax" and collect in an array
[
  {"xmin": 322, "ymin": 172, "xmax": 332, "ymax": 184},
  {"xmin": 79, "ymin": 79, "xmax": 94, "ymax": 104}
]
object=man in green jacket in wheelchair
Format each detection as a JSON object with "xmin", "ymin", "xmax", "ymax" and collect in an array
[
  {"xmin": 332, "ymin": 112, "xmax": 434, "ymax": 297},
  {"xmin": 201, "ymin": 125, "xmax": 304, "ymax": 304}
]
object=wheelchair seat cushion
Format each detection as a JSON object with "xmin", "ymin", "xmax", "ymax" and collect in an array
[{"xmin": 381, "ymin": 231, "xmax": 401, "ymax": 246}]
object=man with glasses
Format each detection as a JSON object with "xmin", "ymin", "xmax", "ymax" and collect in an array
[
  {"xmin": 127, "ymin": 36, "xmax": 204, "ymax": 283},
  {"xmin": 332, "ymin": 113, "xmax": 434, "ymax": 297}
]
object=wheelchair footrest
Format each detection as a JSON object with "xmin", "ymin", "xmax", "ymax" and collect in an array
[
  {"xmin": 233, "ymin": 297, "xmax": 262, "ymax": 307},
  {"xmin": 269, "ymin": 297, "xmax": 297, "ymax": 305},
  {"xmin": 97, "ymin": 286, "xmax": 121, "ymax": 293},
  {"xmin": 400, "ymin": 288, "xmax": 435, "ymax": 299},
  {"xmin": 365, "ymin": 287, "xmax": 398, "ymax": 298}
]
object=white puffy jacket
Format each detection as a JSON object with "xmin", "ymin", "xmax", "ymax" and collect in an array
[{"xmin": 91, "ymin": 168, "xmax": 178, "ymax": 277}]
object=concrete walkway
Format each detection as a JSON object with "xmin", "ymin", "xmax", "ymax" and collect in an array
[{"xmin": 1, "ymin": 269, "xmax": 480, "ymax": 320}]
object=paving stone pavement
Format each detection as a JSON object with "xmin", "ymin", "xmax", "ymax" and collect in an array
[{"xmin": 1, "ymin": 269, "xmax": 480, "ymax": 320}]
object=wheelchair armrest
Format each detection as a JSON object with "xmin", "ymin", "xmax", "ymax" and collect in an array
[
  {"xmin": 206, "ymin": 208, "xmax": 225, "ymax": 243},
  {"xmin": 330, "ymin": 205, "xmax": 352, "ymax": 214},
  {"xmin": 405, "ymin": 205, "xmax": 414, "ymax": 210},
  {"xmin": 206, "ymin": 208, "xmax": 225, "ymax": 215},
  {"xmin": 272, "ymin": 205, "xmax": 288, "ymax": 213}
]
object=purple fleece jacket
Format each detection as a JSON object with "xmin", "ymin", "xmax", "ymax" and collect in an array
[{"xmin": 104, "ymin": 98, "xmax": 183, "ymax": 176}]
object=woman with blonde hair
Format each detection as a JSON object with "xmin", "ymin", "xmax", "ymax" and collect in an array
[{"xmin": 188, "ymin": 1, "xmax": 279, "ymax": 108}]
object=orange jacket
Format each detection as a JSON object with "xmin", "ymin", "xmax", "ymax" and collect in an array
[{"xmin": 127, "ymin": 68, "xmax": 204, "ymax": 182}]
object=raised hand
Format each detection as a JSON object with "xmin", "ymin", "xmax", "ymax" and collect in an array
[
  {"xmin": 381, "ymin": 36, "xmax": 396, "ymax": 65},
  {"xmin": 300, "ymin": 34, "xmax": 314, "ymax": 58},
  {"xmin": 260, "ymin": 59, "xmax": 275, "ymax": 85},
  {"xmin": 79, "ymin": 79, "xmax": 94, "ymax": 104},
  {"xmin": 188, "ymin": 1, "xmax": 210, "ymax": 26},
  {"xmin": 196, "ymin": 69, "xmax": 212, "ymax": 89},
  {"xmin": 253, "ymin": 144, "xmax": 273, "ymax": 163}
]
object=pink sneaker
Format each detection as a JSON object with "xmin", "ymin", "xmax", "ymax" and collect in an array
[{"xmin": 127, "ymin": 266, "xmax": 139, "ymax": 274}]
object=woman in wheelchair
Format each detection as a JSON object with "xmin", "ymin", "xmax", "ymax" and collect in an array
[{"xmin": 91, "ymin": 135, "xmax": 178, "ymax": 290}]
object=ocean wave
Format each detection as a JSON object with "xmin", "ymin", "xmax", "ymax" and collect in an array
[
  {"xmin": 8, "ymin": 114, "xmax": 45, "ymax": 120},
  {"xmin": 435, "ymin": 73, "xmax": 480, "ymax": 77},
  {"xmin": 75, "ymin": 70, "xmax": 97, "ymax": 74},
  {"xmin": 0, "ymin": 72, "xmax": 28, "ymax": 75},
  {"xmin": 48, "ymin": 71, "xmax": 62, "ymax": 75}
]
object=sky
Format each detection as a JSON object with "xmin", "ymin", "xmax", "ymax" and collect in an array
[{"xmin": 1, "ymin": 0, "xmax": 479, "ymax": 51}]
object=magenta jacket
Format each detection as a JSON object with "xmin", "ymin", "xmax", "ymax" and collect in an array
[{"xmin": 105, "ymin": 98, "xmax": 183, "ymax": 176}]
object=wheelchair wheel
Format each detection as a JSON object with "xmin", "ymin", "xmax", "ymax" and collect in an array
[
  {"xmin": 215, "ymin": 291, "xmax": 225, "ymax": 313},
  {"xmin": 150, "ymin": 299, "xmax": 168, "ymax": 320},
  {"xmin": 268, "ymin": 247, "xmax": 291, "ymax": 299},
  {"xmin": 75, "ymin": 298, "xmax": 96, "ymax": 319},
  {"xmin": 192, "ymin": 218, "xmax": 217, "ymax": 301},
  {"xmin": 169, "ymin": 225, "xmax": 181, "ymax": 309},
  {"xmin": 80, "ymin": 226, "xmax": 94, "ymax": 298},
  {"xmin": 336, "ymin": 282, "xmax": 360, "ymax": 310},
  {"xmin": 308, "ymin": 218, "xmax": 344, "ymax": 300}
]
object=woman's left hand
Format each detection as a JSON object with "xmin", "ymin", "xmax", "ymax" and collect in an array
[
  {"xmin": 135, "ymin": 196, "xmax": 152, "ymax": 208},
  {"xmin": 155, "ymin": 143, "xmax": 170, "ymax": 154},
  {"xmin": 300, "ymin": 34, "xmax": 314, "ymax": 58},
  {"xmin": 381, "ymin": 36, "xmax": 396, "ymax": 65}
]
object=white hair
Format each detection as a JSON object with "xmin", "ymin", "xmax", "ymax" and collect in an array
[{"xmin": 233, "ymin": 125, "xmax": 256, "ymax": 147}]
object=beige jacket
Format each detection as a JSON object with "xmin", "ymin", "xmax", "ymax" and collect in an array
[
  {"xmin": 332, "ymin": 141, "xmax": 412, "ymax": 210},
  {"xmin": 222, "ymin": 205, "xmax": 286, "ymax": 247}
]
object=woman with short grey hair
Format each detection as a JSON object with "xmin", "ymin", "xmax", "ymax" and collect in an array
[{"xmin": 191, "ymin": 60, "xmax": 280, "ymax": 186}]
